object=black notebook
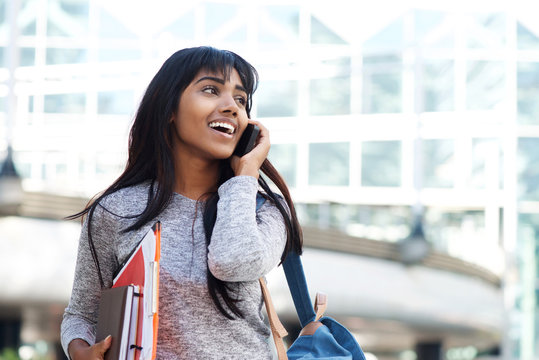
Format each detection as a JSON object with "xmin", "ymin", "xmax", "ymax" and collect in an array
[{"xmin": 95, "ymin": 285, "xmax": 135, "ymax": 360}]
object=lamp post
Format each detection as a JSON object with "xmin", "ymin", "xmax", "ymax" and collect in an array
[
  {"xmin": 398, "ymin": 111, "xmax": 430, "ymax": 265},
  {"xmin": 0, "ymin": 145, "xmax": 23, "ymax": 215},
  {"xmin": 398, "ymin": 212, "xmax": 430, "ymax": 265}
]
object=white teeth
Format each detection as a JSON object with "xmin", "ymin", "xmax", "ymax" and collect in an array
[{"xmin": 209, "ymin": 122, "xmax": 235, "ymax": 134}]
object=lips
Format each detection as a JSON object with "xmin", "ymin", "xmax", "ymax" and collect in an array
[{"xmin": 208, "ymin": 120, "xmax": 236, "ymax": 135}]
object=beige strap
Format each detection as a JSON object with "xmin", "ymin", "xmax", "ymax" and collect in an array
[
  {"xmin": 314, "ymin": 293, "xmax": 327, "ymax": 321},
  {"xmin": 299, "ymin": 321, "xmax": 323, "ymax": 336},
  {"xmin": 259, "ymin": 278, "xmax": 289, "ymax": 360}
]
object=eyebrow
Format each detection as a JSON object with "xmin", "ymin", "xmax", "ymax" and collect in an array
[{"xmin": 195, "ymin": 76, "xmax": 247, "ymax": 94}]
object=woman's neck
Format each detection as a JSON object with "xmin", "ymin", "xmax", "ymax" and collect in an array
[{"xmin": 173, "ymin": 155, "xmax": 220, "ymax": 200}]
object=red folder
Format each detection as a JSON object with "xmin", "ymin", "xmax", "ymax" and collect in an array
[{"xmin": 113, "ymin": 222, "xmax": 161, "ymax": 360}]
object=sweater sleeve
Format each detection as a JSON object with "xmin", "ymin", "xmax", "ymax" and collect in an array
[
  {"xmin": 60, "ymin": 204, "xmax": 119, "ymax": 357},
  {"xmin": 207, "ymin": 176, "xmax": 287, "ymax": 282}
]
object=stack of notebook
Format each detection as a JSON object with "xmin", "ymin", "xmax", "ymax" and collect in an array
[{"xmin": 95, "ymin": 222, "xmax": 161, "ymax": 360}]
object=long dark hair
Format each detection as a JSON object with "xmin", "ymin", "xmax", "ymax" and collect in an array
[{"xmin": 68, "ymin": 46, "xmax": 302, "ymax": 319}]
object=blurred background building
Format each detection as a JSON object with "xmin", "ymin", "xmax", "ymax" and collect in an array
[{"xmin": 0, "ymin": 0, "xmax": 538, "ymax": 359}]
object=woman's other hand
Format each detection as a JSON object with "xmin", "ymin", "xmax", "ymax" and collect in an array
[
  {"xmin": 230, "ymin": 120, "xmax": 270, "ymax": 179},
  {"xmin": 68, "ymin": 336, "xmax": 112, "ymax": 360}
]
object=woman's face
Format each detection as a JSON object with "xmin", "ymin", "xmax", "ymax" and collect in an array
[{"xmin": 171, "ymin": 68, "xmax": 250, "ymax": 162}]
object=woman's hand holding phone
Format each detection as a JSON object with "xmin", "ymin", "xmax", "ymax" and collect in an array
[{"xmin": 230, "ymin": 120, "xmax": 270, "ymax": 179}]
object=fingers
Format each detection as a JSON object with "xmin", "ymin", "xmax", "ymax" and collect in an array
[
  {"xmin": 246, "ymin": 120, "xmax": 270, "ymax": 155},
  {"xmin": 96, "ymin": 335, "xmax": 112, "ymax": 357},
  {"xmin": 230, "ymin": 119, "xmax": 270, "ymax": 178},
  {"xmin": 67, "ymin": 338, "xmax": 110, "ymax": 360},
  {"xmin": 248, "ymin": 120, "xmax": 269, "ymax": 145}
]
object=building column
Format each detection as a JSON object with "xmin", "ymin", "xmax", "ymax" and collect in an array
[
  {"xmin": 415, "ymin": 341, "xmax": 442, "ymax": 360},
  {"xmin": 0, "ymin": 312, "xmax": 21, "ymax": 351}
]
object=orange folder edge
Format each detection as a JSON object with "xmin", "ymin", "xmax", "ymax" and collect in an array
[{"xmin": 151, "ymin": 222, "xmax": 161, "ymax": 360}]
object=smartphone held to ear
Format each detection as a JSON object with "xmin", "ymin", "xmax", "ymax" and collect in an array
[{"xmin": 234, "ymin": 124, "xmax": 260, "ymax": 157}]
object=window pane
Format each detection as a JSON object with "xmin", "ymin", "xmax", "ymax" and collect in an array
[
  {"xmin": 162, "ymin": 9, "xmax": 195, "ymax": 40},
  {"xmin": 423, "ymin": 139, "xmax": 454, "ymax": 188},
  {"xmin": 258, "ymin": 5, "xmax": 299, "ymax": 44},
  {"xmin": 363, "ymin": 16, "xmax": 404, "ymax": 52},
  {"xmin": 309, "ymin": 142, "xmax": 349, "ymax": 186},
  {"xmin": 47, "ymin": 0, "xmax": 89, "ymax": 37},
  {"xmin": 310, "ymin": 77, "xmax": 350, "ymax": 115},
  {"xmin": 517, "ymin": 62, "xmax": 539, "ymax": 125},
  {"xmin": 310, "ymin": 57, "xmax": 350, "ymax": 116},
  {"xmin": 362, "ymin": 55, "xmax": 402, "ymax": 114},
  {"xmin": 268, "ymin": 144, "xmax": 297, "ymax": 187},
  {"xmin": 425, "ymin": 209, "xmax": 486, "ymax": 260},
  {"xmin": 21, "ymin": 19, "xmax": 37, "ymax": 36},
  {"xmin": 362, "ymin": 140, "xmax": 401, "ymax": 187},
  {"xmin": 203, "ymin": 3, "xmax": 246, "ymax": 42},
  {"xmin": 20, "ymin": 0, "xmax": 37, "ymax": 36},
  {"xmin": 205, "ymin": 3, "xmax": 239, "ymax": 36},
  {"xmin": 46, "ymin": 48, "xmax": 87, "ymax": 65},
  {"xmin": 347, "ymin": 205, "xmax": 411, "ymax": 242},
  {"xmin": 257, "ymin": 80, "xmax": 298, "ymax": 117},
  {"xmin": 466, "ymin": 61, "xmax": 505, "ymax": 110},
  {"xmin": 98, "ymin": 90, "xmax": 134, "ymax": 115},
  {"xmin": 517, "ymin": 22, "xmax": 539, "ymax": 50},
  {"xmin": 222, "ymin": 24, "xmax": 247, "ymax": 43},
  {"xmin": 518, "ymin": 138, "xmax": 539, "ymax": 201},
  {"xmin": 310, "ymin": 16, "xmax": 347, "ymax": 45},
  {"xmin": 469, "ymin": 138, "xmax": 500, "ymax": 189},
  {"xmin": 298, "ymin": 203, "xmax": 320, "ymax": 227},
  {"xmin": 44, "ymin": 93, "xmax": 86, "ymax": 113},
  {"xmin": 99, "ymin": 8, "xmax": 137, "ymax": 39},
  {"xmin": 515, "ymin": 212, "xmax": 539, "ymax": 341},
  {"xmin": 96, "ymin": 152, "xmax": 123, "ymax": 185},
  {"xmin": 414, "ymin": 9, "xmax": 454, "ymax": 49},
  {"xmin": 423, "ymin": 60, "xmax": 454, "ymax": 112},
  {"xmin": 20, "ymin": 47, "xmax": 35, "ymax": 67},
  {"xmin": 14, "ymin": 161, "xmax": 31, "ymax": 179},
  {"xmin": 0, "ymin": 1, "xmax": 5, "ymax": 28},
  {"xmin": 467, "ymin": 13, "xmax": 505, "ymax": 49}
]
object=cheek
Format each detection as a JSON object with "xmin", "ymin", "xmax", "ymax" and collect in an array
[
  {"xmin": 179, "ymin": 98, "xmax": 212, "ymax": 124},
  {"xmin": 174, "ymin": 107, "xmax": 197, "ymax": 133},
  {"xmin": 238, "ymin": 112, "xmax": 249, "ymax": 127}
]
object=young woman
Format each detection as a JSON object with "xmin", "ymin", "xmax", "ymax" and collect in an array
[{"xmin": 61, "ymin": 46, "xmax": 302, "ymax": 359}]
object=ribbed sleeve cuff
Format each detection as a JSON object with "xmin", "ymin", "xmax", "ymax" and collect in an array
[
  {"xmin": 61, "ymin": 318, "xmax": 95, "ymax": 359},
  {"xmin": 217, "ymin": 175, "xmax": 258, "ymax": 199}
]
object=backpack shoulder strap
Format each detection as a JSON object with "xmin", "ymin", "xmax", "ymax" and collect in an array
[
  {"xmin": 283, "ymin": 252, "xmax": 316, "ymax": 327},
  {"xmin": 256, "ymin": 192, "xmax": 316, "ymax": 326},
  {"xmin": 256, "ymin": 193, "xmax": 266, "ymax": 211}
]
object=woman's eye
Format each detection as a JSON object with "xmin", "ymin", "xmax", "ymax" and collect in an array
[
  {"xmin": 235, "ymin": 96, "xmax": 246, "ymax": 106},
  {"xmin": 202, "ymin": 86, "xmax": 218, "ymax": 95}
]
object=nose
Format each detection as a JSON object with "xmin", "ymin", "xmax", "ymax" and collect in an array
[{"xmin": 219, "ymin": 94, "xmax": 239, "ymax": 117}]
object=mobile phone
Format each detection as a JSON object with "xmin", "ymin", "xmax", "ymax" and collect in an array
[{"xmin": 233, "ymin": 124, "xmax": 260, "ymax": 157}]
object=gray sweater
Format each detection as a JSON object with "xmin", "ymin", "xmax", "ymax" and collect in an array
[{"xmin": 61, "ymin": 176, "xmax": 287, "ymax": 359}]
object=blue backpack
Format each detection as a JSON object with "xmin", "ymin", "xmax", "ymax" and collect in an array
[{"xmin": 257, "ymin": 196, "xmax": 365, "ymax": 360}]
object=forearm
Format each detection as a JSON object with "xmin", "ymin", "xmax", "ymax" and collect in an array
[
  {"xmin": 208, "ymin": 176, "xmax": 286, "ymax": 281},
  {"xmin": 61, "ymin": 205, "xmax": 117, "ymax": 357}
]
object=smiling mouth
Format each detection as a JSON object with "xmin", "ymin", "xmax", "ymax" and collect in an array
[{"xmin": 209, "ymin": 121, "xmax": 235, "ymax": 135}]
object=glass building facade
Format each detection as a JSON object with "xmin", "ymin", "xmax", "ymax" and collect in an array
[{"xmin": 1, "ymin": 0, "xmax": 539, "ymax": 359}]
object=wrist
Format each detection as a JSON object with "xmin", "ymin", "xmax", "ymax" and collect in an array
[{"xmin": 236, "ymin": 166, "xmax": 259, "ymax": 179}]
